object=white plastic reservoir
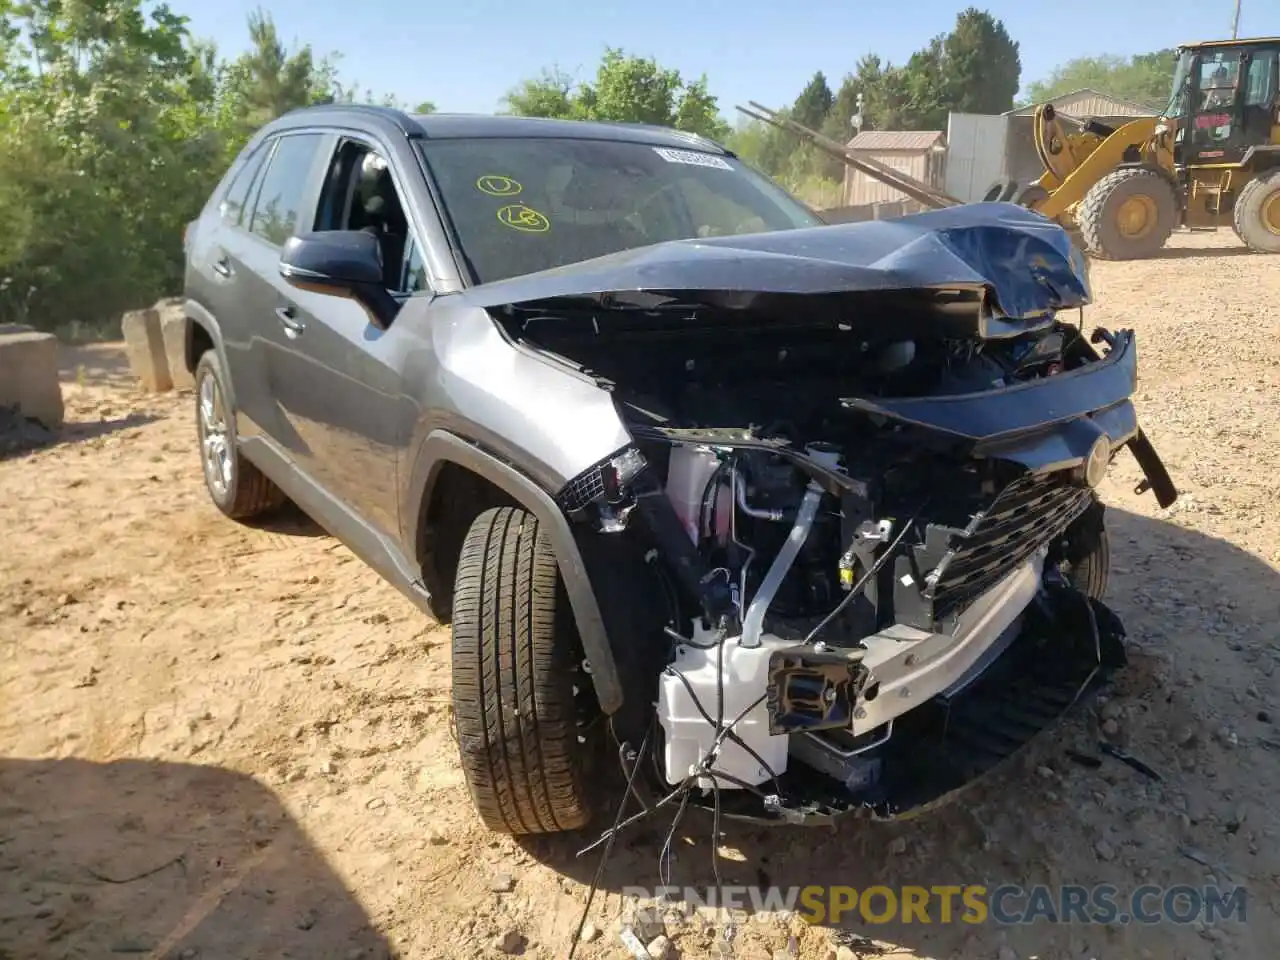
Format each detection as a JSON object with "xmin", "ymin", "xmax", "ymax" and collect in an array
[
  {"xmin": 657, "ymin": 630, "xmax": 793, "ymax": 788},
  {"xmin": 665, "ymin": 446, "xmax": 731, "ymax": 544}
]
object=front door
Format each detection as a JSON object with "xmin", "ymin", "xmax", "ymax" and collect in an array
[{"xmin": 264, "ymin": 137, "xmax": 428, "ymax": 539}]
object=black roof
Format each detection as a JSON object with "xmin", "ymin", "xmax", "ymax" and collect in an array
[{"xmin": 268, "ymin": 104, "xmax": 731, "ymax": 154}]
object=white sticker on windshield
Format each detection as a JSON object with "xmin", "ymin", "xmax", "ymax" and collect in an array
[{"xmin": 653, "ymin": 147, "xmax": 732, "ymax": 170}]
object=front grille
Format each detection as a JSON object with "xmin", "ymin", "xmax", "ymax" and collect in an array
[{"xmin": 923, "ymin": 471, "xmax": 1094, "ymax": 621}]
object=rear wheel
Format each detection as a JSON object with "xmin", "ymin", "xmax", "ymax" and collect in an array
[
  {"xmin": 194, "ymin": 350, "xmax": 284, "ymax": 520},
  {"xmin": 450, "ymin": 506, "xmax": 596, "ymax": 835},
  {"xmin": 1232, "ymin": 170, "xmax": 1280, "ymax": 253},
  {"xmin": 1078, "ymin": 168, "xmax": 1178, "ymax": 260}
]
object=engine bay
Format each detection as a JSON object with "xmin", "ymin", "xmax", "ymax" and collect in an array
[{"xmin": 505, "ymin": 293, "xmax": 1161, "ymax": 818}]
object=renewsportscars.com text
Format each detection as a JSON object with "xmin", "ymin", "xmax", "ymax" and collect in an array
[{"xmin": 622, "ymin": 883, "xmax": 1248, "ymax": 926}]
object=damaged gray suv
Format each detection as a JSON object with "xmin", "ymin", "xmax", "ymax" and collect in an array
[{"xmin": 181, "ymin": 106, "xmax": 1178, "ymax": 835}]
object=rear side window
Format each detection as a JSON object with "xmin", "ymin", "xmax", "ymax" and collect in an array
[
  {"xmin": 249, "ymin": 133, "xmax": 325, "ymax": 246},
  {"xmin": 220, "ymin": 145, "xmax": 268, "ymax": 226}
]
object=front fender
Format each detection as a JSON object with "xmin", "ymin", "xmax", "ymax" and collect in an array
[{"xmin": 407, "ymin": 429, "xmax": 623, "ymax": 715}]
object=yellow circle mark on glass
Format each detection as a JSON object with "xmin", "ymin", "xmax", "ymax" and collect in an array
[
  {"xmin": 476, "ymin": 175, "xmax": 523, "ymax": 197},
  {"xmin": 497, "ymin": 204, "xmax": 550, "ymax": 233}
]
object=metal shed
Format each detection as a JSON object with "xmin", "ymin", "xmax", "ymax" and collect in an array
[
  {"xmin": 945, "ymin": 89, "xmax": 1161, "ymax": 201},
  {"xmin": 842, "ymin": 130, "xmax": 947, "ymax": 206}
]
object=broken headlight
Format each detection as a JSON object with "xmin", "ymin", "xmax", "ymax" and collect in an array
[{"xmin": 557, "ymin": 446, "xmax": 648, "ymax": 532}]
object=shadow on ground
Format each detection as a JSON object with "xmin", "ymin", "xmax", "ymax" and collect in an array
[
  {"xmin": 521, "ymin": 506, "xmax": 1278, "ymax": 959},
  {"xmin": 247, "ymin": 499, "xmax": 329, "ymax": 538},
  {"xmin": 0, "ymin": 758, "xmax": 393, "ymax": 960},
  {"xmin": 0, "ymin": 409, "xmax": 162, "ymax": 461}
]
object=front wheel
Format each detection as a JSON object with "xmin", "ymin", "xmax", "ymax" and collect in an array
[
  {"xmin": 1078, "ymin": 168, "xmax": 1178, "ymax": 260},
  {"xmin": 450, "ymin": 506, "xmax": 597, "ymax": 835},
  {"xmin": 1054, "ymin": 501, "xmax": 1110, "ymax": 600}
]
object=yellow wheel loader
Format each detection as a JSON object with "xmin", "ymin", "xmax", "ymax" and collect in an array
[{"xmin": 993, "ymin": 37, "xmax": 1280, "ymax": 259}]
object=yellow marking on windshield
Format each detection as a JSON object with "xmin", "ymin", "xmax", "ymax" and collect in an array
[
  {"xmin": 476, "ymin": 175, "xmax": 523, "ymax": 197},
  {"xmin": 497, "ymin": 204, "xmax": 550, "ymax": 233}
]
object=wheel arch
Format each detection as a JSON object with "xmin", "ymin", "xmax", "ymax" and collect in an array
[
  {"xmin": 183, "ymin": 299, "xmax": 234, "ymax": 408},
  {"xmin": 1239, "ymin": 145, "xmax": 1280, "ymax": 174},
  {"xmin": 407, "ymin": 429, "xmax": 624, "ymax": 715}
]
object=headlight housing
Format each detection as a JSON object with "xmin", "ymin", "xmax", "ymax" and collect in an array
[{"xmin": 556, "ymin": 447, "xmax": 649, "ymax": 530}]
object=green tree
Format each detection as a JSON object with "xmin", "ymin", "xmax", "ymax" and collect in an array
[
  {"xmin": 942, "ymin": 7, "xmax": 1020, "ymax": 115},
  {"xmin": 220, "ymin": 8, "xmax": 337, "ymax": 137},
  {"xmin": 501, "ymin": 67, "xmax": 582, "ymax": 119},
  {"xmin": 501, "ymin": 49, "xmax": 729, "ymax": 140},
  {"xmin": 791, "ymin": 70, "xmax": 833, "ymax": 131},
  {"xmin": 674, "ymin": 74, "xmax": 729, "ymax": 141},
  {"xmin": 1024, "ymin": 49, "xmax": 1177, "ymax": 109}
]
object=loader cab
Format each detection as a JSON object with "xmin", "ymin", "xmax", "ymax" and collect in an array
[{"xmin": 1168, "ymin": 39, "xmax": 1280, "ymax": 166}]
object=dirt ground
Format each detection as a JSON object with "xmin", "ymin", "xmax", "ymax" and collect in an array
[{"xmin": 2, "ymin": 230, "xmax": 1279, "ymax": 960}]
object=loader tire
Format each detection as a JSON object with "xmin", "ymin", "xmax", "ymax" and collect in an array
[
  {"xmin": 1078, "ymin": 168, "xmax": 1178, "ymax": 260},
  {"xmin": 450, "ymin": 506, "xmax": 595, "ymax": 835},
  {"xmin": 1232, "ymin": 170, "xmax": 1280, "ymax": 254},
  {"xmin": 983, "ymin": 176, "xmax": 1020, "ymax": 202}
]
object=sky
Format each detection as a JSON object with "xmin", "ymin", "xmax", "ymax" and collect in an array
[{"xmin": 178, "ymin": 0, "xmax": 1272, "ymax": 119}]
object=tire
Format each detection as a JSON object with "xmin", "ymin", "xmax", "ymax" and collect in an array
[
  {"xmin": 1013, "ymin": 183, "xmax": 1049, "ymax": 208},
  {"xmin": 194, "ymin": 350, "xmax": 285, "ymax": 520},
  {"xmin": 1232, "ymin": 170, "xmax": 1280, "ymax": 254},
  {"xmin": 451, "ymin": 506, "xmax": 595, "ymax": 835},
  {"xmin": 983, "ymin": 176, "xmax": 1019, "ymax": 203},
  {"xmin": 1056, "ymin": 502, "xmax": 1110, "ymax": 601},
  {"xmin": 1078, "ymin": 168, "xmax": 1178, "ymax": 260}
]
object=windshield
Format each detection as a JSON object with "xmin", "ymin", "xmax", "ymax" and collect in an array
[
  {"xmin": 1165, "ymin": 50, "xmax": 1197, "ymax": 118},
  {"xmin": 417, "ymin": 137, "xmax": 822, "ymax": 285}
]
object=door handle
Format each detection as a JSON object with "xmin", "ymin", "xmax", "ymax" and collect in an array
[
  {"xmin": 275, "ymin": 306, "xmax": 305, "ymax": 338},
  {"xmin": 212, "ymin": 255, "xmax": 233, "ymax": 278}
]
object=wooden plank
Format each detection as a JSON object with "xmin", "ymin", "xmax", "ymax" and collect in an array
[{"xmin": 739, "ymin": 102, "xmax": 963, "ymax": 209}]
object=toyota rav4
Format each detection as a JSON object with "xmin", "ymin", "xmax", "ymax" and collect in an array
[{"xmin": 181, "ymin": 106, "xmax": 1177, "ymax": 835}]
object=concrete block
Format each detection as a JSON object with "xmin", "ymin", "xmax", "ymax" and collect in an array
[
  {"xmin": 154, "ymin": 298, "xmax": 193, "ymax": 391},
  {"xmin": 121, "ymin": 307, "xmax": 173, "ymax": 392},
  {"xmin": 0, "ymin": 329, "xmax": 64, "ymax": 429}
]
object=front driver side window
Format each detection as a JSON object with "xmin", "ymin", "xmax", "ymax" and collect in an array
[
  {"xmin": 313, "ymin": 140, "xmax": 427, "ymax": 295},
  {"xmin": 248, "ymin": 133, "xmax": 325, "ymax": 246}
]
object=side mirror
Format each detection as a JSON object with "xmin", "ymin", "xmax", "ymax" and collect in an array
[{"xmin": 279, "ymin": 231, "xmax": 399, "ymax": 329}]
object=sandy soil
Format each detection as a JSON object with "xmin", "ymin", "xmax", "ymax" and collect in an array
[{"xmin": 2, "ymin": 230, "xmax": 1278, "ymax": 960}]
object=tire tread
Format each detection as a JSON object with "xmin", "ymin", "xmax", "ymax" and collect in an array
[{"xmin": 451, "ymin": 506, "xmax": 590, "ymax": 835}]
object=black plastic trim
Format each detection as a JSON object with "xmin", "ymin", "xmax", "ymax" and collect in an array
[{"xmin": 412, "ymin": 430, "xmax": 622, "ymax": 714}]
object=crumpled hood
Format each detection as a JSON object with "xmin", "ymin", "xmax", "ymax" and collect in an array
[{"xmin": 457, "ymin": 202, "xmax": 1092, "ymax": 330}]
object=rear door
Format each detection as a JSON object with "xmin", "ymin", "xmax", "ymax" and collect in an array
[
  {"xmin": 224, "ymin": 131, "xmax": 333, "ymax": 461},
  {"xmin": 185, "ymin": 141, "xmax": 271, "ymax": 430}
]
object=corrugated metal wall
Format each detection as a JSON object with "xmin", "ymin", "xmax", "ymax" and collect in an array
[
  {"xmin": 945, "ymin": 113, "xmax": 1010, "ymax": 201},
  {"xmin": 842, "ymin": 150, "xmax": 947, "ymax": 206}
]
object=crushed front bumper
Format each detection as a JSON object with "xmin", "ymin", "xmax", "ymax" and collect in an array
[{"xmin": 692, "ymin": 583, "xmax": 1125, "ymax": 826}]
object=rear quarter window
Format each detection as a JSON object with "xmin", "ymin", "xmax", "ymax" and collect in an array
[{"xmin": 219, "ymin": 144, "xmax": 269, "ymax": 227}]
